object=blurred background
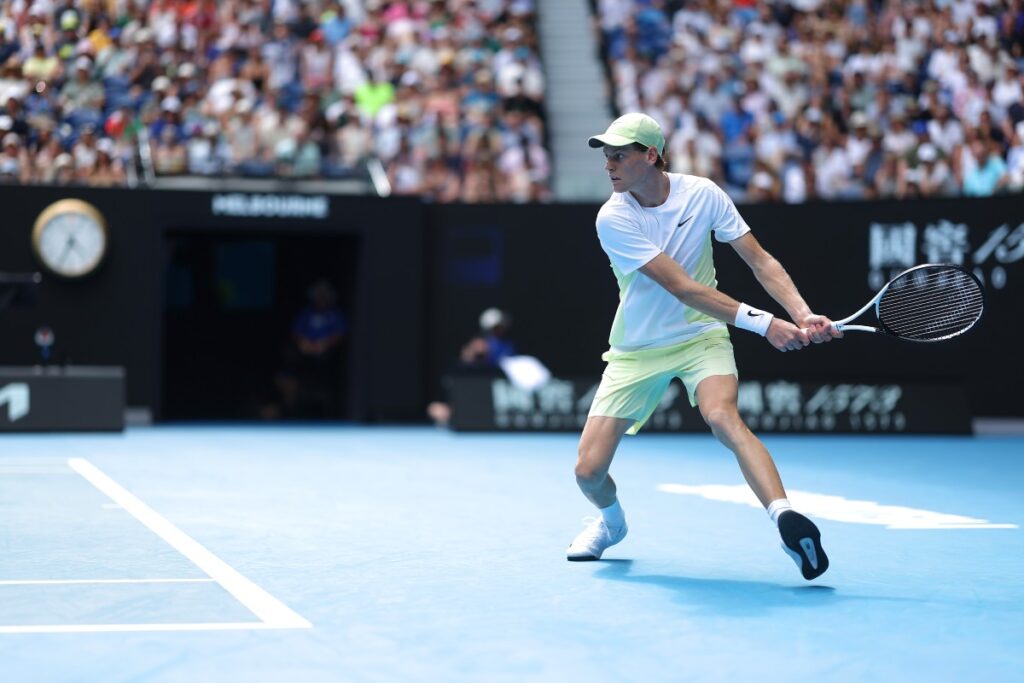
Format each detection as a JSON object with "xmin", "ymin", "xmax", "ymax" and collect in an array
[{"xmin": 0, "ymin": 0, "xmax": 1021, "ymax": 434}]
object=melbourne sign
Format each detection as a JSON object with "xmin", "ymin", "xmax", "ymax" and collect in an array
[{"xmin": 211, "ymin": 194, "xmax": 329, "ymax": 219}]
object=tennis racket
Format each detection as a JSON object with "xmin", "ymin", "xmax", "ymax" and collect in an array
[{"xmin": 827, "ymin": 263, "xmax": 984, "ymax": 341}]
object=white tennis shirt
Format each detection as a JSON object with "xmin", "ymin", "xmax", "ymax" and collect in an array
[{"xmin": 595, "ymin": 173, "xmax": 751, "ymax": 351}]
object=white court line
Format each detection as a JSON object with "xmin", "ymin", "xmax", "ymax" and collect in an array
[
  {"xmin": 658, "ymin": 483, "xmax": 1019, "ymax": 529},
  {"xmin": 66, "ymin": 458, "xmax": 311, "ymax": 630},
  {"xmin": 0, "ymin": 622, "xmax": 291, "ymax": 635},
  {"xmin": 0, "ymin": 578, "xmax": 215, "ymax": 586}
]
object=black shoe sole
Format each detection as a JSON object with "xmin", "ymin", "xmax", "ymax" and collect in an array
[
  {"xmin": 566, "ymin": 554, "xmax": 599, "ymax": 562},
  {"xmin": 778, "ymin": 510, "xmax": 829, "ymax": 580}
]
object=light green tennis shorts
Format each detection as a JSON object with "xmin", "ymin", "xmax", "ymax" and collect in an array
[{"xmin": 588, "ymin": 327, "xmax": 738, "ymax": 435}]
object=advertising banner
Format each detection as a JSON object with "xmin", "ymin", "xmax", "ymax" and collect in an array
[{"xmin": 449, "ymin": 375, "xmax": 971, "ymax": 434}]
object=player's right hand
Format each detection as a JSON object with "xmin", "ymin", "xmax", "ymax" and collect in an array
[
  {"xmin": 766, "ymin": 319, "xmax": 810, "ymax": 352},
  {"xmin": 801, "ymin": 314, "xmax": 843, "ymax": 342}
]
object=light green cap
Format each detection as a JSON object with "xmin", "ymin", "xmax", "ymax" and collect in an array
[{"xmin": 588, "ymin": 113, "xmax": 665, "ymax": 156}]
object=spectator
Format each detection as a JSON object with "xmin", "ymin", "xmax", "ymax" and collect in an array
[
  {"xmin": 927, "ymin": 104, "xmax": 966, "ymax": 156},
  {"xmin": 963, "ymin": 137, "xmax": 1009, "ymax": 195},
  {"xmin": 1006, "ymin": 126, "xmax": 1024, "ymax": 191},
  {"xmin": 88, "ymin": 140, "xmax": 126, "ymax": 187},
  {"xmin": 874, "ymin": 152, "xmax": 906, "ymax": 199},
  {"xmin": 22, "ymin": 43, "xmax": 60, "ymax": 84},
  {"xmin": 152, "ymin": 125, "xmax": 187, "ymax": 175},
  {"xmin": 426, "ymin": 307, "xmax": 519, "ymax": 427},
  {"xmin": 0, "ymin": 132, "xmax": 28, "ymax": 183},
  {"xmin": 914, "ymin": 142, "xmax": 954, "ymax": 197},
  {"xmin": 60, "ymin": 56, "xmax": 105, "ymax": 128}
]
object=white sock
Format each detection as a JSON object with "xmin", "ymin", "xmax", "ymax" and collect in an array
[
  {"xmin": 766, "ymin": 498, "xmax": 792, "ymax": 528},
  {"xmin": 599, "ymin": 499, "xmax": 625, "ymax": 529}
]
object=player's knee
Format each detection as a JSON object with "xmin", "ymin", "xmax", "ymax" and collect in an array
[
  {"xmin": 701, "ymin": 405, "xmax": 739, "ymax": 435},
  {"xmin": 574, "ymin": 460, "xmax": 607, "ymax": 489}
]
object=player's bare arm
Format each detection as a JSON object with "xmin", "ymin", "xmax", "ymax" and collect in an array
[
  {"xmin": 638, "ymin": 252, "xmax": 810, "ymax": 352},
  {"xmin": 728, "ymin": 233, "xmax": 839, "ymax": 343}
]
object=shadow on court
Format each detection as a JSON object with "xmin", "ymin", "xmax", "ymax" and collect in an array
[{"xmin": 593, "ymin": 559, "xmax": 924, "ymax": 615}]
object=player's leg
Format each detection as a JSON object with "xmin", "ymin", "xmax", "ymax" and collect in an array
[
  {"xmin": 575, "ymin": 415, "xmax": 633, "ymax": 508},
  {"xmin": 694, "ymin": 374, "xmax": 784, "ymax": 506},
  {"xmin": 695, "ymin": 374, "xmax": 829, "ymax": 579},
  {"xmin": 567, "ymin": 416, "xmax": 633, "ymax": 561}
]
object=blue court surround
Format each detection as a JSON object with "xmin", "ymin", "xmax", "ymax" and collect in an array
[{"xmin": 1, "ymin": 426, "xmax": 1021, "ymax": 682}]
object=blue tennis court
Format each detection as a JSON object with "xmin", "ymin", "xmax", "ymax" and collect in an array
[{"xmin": 1, "ymin": 426, "xmax": 1021, "ymax": 682}]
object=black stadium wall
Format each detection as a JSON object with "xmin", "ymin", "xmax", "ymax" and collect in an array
[
  {"xmin": 0, "ymin": 186, "xmax": 425, "ymax": 421},
  {"xmin": 1, "ymin": 185, "xmax": 1020, "ymax": 421}
]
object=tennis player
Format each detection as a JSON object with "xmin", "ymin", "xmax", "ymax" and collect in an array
[{"xmin": 568, "ymin": 113, "xmax": 838, "ymax": 580}]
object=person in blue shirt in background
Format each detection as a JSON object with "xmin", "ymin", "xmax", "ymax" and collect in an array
[
  {"xmin": 291, "ymin": 279, "xmax": 347, "ymax": 359},
  {"xmin": 428, "ymin": 308, "xmax": 517, "ymax": 427},
  {"xmin": 266, "ymin": 279, "xmax": 348, "ymax": 420},
  {"xmin": 458, "ymin": 308, "xmax": 516, "ymax": 368}
]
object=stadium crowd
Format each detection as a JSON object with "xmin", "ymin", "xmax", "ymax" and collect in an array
[
  {"xmin": 0, "ymin": 0, "xmax": 550, "ymax": 202},
  {"xmin": 595, "ymin": 0, "xmax": 1024, "ymax": 202},
  {"xmin": 5, "ymin": 0, "xmax": 1024, "ymax": 205}
]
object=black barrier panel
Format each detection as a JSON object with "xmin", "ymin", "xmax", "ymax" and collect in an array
[
  {"xmin": 0, "ymin": 366, "xmax": 124, "ymax": 432},
  {"xmin": 428, "ymin": 196, "xmax": 1024, "ymax": 419},
  {"xmin": 0, "ymin": 187, "xmax": 162, "ymax": 414},
  {"xmin": 0, "ymin": 186, "xmax": 425, "ymax": 422},
  {"xmin": 448, "ymin": 375, "xmax": 971, "ymax": 434}
]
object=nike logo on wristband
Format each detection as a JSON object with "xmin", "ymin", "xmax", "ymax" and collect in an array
[
  {"xmin": 677, "ymin": 215, "xmax": 693, "ymax": 228},
  {"xmin": 747, "ymin": 311, "xmax": 763, "ymax": 317}
]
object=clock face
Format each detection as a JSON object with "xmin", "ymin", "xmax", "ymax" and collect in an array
[{"xmin": 32, "ymin": 200, "xmax": 108, "ymax": 278}]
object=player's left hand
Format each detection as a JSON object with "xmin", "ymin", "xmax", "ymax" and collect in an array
[{"xmin": 801, "ymin": 314, "xmax": 842, "ymax": 342}]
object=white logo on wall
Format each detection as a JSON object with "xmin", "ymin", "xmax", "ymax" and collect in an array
[
  {"xmin": 211, "ymin": 194, "xmax": 329, "ymax": 219},
  {"xmin": 489, "ymin": 378, "xmax": 907, "ymax": 432},
  {"xmin": 869, "ymin": 220, "xmax": 1024, "ymax": 290},
  {"xmin": 492, "ymin": 378, "xmax": 581, "ymax": 429},
  {"xmin": 739, "ymin": 381, "xmax": 904, "ymax": 431},
  {"xmin": 0, "ymin": 383, "xmax": 30, "ymax": 422}
]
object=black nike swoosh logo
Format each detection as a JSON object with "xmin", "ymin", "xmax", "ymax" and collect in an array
[
  {"xmin": 677, "ymin": 215, "xmax": 693, "ymax": 228},
  {"xmin": 746, "ymin": 311, "xmax": 763, "ymax": 317}
]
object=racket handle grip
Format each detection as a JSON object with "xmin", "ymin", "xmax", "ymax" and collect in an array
[{"xmin": 799, "ymin": 322, "xmax": 844, "ymax": 336}]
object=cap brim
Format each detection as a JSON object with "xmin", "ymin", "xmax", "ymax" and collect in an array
[{"xmin": 588, "ymin": 133, "xmax": 637, "ymax": 149}]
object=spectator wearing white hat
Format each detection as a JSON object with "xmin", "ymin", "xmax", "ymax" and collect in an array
[
  {"xmin": 51, "ymin": 152, "xmax": 76, "ymax": 184},
  {"xmin": 914, "ymin": 142, "xmax": 954, "ymax": 197}
]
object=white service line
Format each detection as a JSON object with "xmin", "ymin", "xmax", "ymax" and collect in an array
[
  {"xmin": 0, "ymin": 578, "xmax": 214, "ymax": 586},
  {"xmin": 0, "ymin": 622, "xmax": 291, "ymax": 635},
  {"xmin": 67, "ymin": 458, "xmax": 311, "ymax": 630}
]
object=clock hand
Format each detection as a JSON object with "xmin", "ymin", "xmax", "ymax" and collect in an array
[{"xmin": 58, "ymin": 235, "xmax": 77, "ymax": 266}]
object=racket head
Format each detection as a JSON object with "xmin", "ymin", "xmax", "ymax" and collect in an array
[{"xmin": 874, "ymin": 263, "xmax": 985, "ymax": 342}]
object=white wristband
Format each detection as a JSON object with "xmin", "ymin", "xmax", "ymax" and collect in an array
[{"xmin": 735, "ymin": 303, "xmax": 774, "ymax": 336}]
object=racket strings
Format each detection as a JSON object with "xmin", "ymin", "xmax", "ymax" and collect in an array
[
  {"xmin": 881, "ymin": 297, "xmax": 983, "ymax": 336},
  {"xmin": 877, "ymin": 268, "xmax": 984, "ymax": 340}
]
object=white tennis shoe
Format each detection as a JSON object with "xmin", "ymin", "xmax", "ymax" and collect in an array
[{"xmin": 566, "ymin": 516, "xmax": 627, "ymax": 561}]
